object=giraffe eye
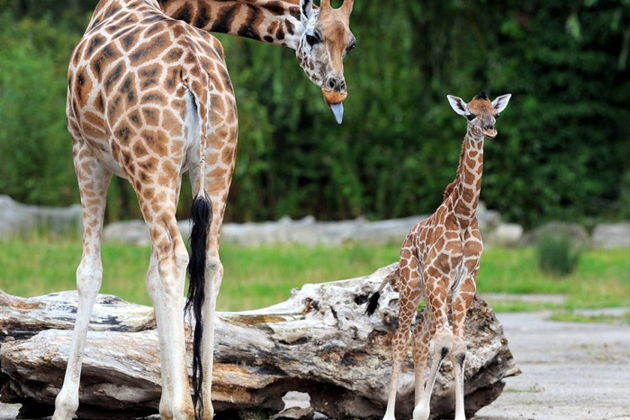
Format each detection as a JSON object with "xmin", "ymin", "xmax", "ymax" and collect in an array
[
  {"xmin": 306, "ymin": 33, "xmax": 321, "ymax": 46},
  {"xmin": 466, "ymin": 113, "xmax": 476, "ymax": 121},
  {"xmin": 347, "ymin": 41, "xmax": 357, "ymax": 53}
]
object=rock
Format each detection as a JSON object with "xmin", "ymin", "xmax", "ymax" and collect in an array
[
  {"xmin": 520, "ymin": 222, "xmax": 591, "ymax": 248},
  {"xmin": 486, "ymin": 223, "xmax": 523, "ymax": 247},
  {"xmin": 0, "ymin": 290, "xmax": 155, "ymax": 341},
  {"xmin": 592, "ymin": 223, "xmax": 630, "ymax": 249},
  {"xmin": 0, "ymin": 195, "xmax": 82, "ymax": 239},
  {"xmin": 100, "ymin": 202, "xmax": 516, "ymax": 248},
  {"xmin": 0, "ymin": 266, "xmax": 519, "ymax": 419},
  {"xmin": 476, "ymin": 201, "xmax": 502, "ymax": 235},
  {"xmin": 104, "ymin": 216, "xmax": 427, "ymax": 247},
  {"xmin": 1, "ymin": 196, "xmax": 520, "ymax": 250},
  {"xmin": 103, "ymin": 220, "xmax": 151, "ymax": 246}
]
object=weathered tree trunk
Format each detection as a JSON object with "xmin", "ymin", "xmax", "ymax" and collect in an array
[{"xmin": 0, "ymin": 265, "xmax": 520, "ymax": 419}]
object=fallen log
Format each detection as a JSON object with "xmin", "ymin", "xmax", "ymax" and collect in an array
[{"xmin": 0, "ymin": 265, "xmax": 520, "ymax": 419}]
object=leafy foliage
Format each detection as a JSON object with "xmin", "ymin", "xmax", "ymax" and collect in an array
[
  {"xmin": 0, "ymin": 0, "xmax": 629, "ymax": 226},
  {"xmin": 536, "ymin": 234, "xmax": 583, "ymax": 277},
  {"xmin": 0, "ymin": 14, "xmax": 78, "ymax": 205}
]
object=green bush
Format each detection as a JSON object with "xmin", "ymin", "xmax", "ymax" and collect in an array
[
  {"xmin": 0, "ymin": 14, "xmax": 76, "ymax": 205},
  {"xmin": 536, "ymin": 235, "xmax": 583, "ymax": 277},
  {"xmin": 0, "ymin": 1, "xmax": 629, "ymax": 226}
]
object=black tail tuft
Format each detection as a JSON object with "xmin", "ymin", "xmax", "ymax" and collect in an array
[
  {"xmin": 186, "ymin": 194, "xmax": 212, "ymax": 420},
  {"xmin": 365, "ymin": 291, "xmax": 381, "ymax": 316}
]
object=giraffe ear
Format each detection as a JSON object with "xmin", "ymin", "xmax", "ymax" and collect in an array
[
  {"xmin": 300, "ymin": 0, "xmax": 314, "ymax": 22},
  {"xmin": 447, "ymin": 95, "xmax": 468, "ymax": 116},
  {"xmin": 492, "ymin": 94, "xmax": 512, "ymax": 113}
]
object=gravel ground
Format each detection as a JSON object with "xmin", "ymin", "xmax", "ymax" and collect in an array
[
  {"xmin": 2, "ymin": 309, "xmax": 629, "ymax": 420},
  {"xmin": 475, "ymin": 308, "xmax": 630, "ymax": 420}
]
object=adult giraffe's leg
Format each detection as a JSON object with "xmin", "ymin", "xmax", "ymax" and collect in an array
[
  {"xmin": 413, "ymin": 273, "xmax": 452, "ymax": 420},
  {"xmin": 138, "ymin": 179, "xmax": 194, "ymax": 420},
  {"xmin": 187, "ymin": 78, "xmax": 238, "ymax": 420},
  {"xmin": 145, "ymin": 248, "xmax": 172, "ymax": 412},
  {"xmin": 382, "ymin": 254, "xmax": 421, "ymax": 420},
  {"xmin": 450, "ymin": 273, "xmax": 477, "ymax": 420},
  {"xmin": 199, "ymin": 222, "xmax": 223, "ymax": 420},
  {"xmin": 53, "ymin": 142, "xmax": 111, "ymax": 420},
  {"xmin": 188, "ymin": 154, "xmax": 234, "ymax": 419}
]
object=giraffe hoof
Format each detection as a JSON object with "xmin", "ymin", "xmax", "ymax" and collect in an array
[
  {"xmin": 412, "ymin": 404, "xmax": 430, "ymax": 420},
  {"xmin": 52, "ymin": 391, "xmax": 79, "ymax": 420}
]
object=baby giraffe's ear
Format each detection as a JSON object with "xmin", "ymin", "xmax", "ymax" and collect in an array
[
  {"xmin": 447, "ymin": 95, "xmax": 468, "ymax": 116},
  {"xmin": 492, "ymin": 94, "xmax": 512, "ymax": 113}
]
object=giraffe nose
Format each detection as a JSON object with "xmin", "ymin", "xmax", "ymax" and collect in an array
[
  {"xmin": 325, "ymin": 76, "xmax": 346, "ymax": 92},
  {"xmin": 485, "ymin": 124, "xmax": 495, "ymax": 130}
]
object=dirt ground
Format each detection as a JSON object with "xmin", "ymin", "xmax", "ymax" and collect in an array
[{"xmin": 2, "ymin": 309, "xmax": 629, "ymax": 420}]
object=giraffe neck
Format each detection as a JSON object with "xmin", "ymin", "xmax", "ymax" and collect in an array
[
  {"xmin": 451, "ymin": 128, "xmax": 485, "ymax": 225},
  {"xmin": 158, "ymin": 0, "xmax": 304, "ymax": 49}
]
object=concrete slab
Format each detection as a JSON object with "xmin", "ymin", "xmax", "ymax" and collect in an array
[{"xmin": 475, "ymin": 310, "xmax": 630, "ymax": 420}]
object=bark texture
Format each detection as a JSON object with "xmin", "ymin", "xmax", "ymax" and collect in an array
[{"xmin": 0, "ymin": 265, "xmax": 520, "ymax": 419}]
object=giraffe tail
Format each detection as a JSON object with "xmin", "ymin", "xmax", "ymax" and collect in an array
[
  {"xmin": 365, "ymin": 267, "xmax": 399, "ymax": 316},
  {"xmin": 183, "ymin": 65, "xmax": 212, "ymax": 420},
  {"xmin": 186, "ymin": 194, "xmax": 211, "ymax": 420}
]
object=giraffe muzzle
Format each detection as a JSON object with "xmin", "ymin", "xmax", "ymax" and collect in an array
[
  {"xmin": 483, "ymin": 128, "xmax": 497, "ymax": 138},
  {"xmin": 322, "ymin": 89, "xmax": 347, "ymax": 124}
]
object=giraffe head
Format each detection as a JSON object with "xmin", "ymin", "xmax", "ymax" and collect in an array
[
  {"xmin": 296, "ymin": 0, "xmax": 356, "ymax": 124},
  {"xmin": 447, "ymin": 92, "xmax": 512, "ymax": 139}
]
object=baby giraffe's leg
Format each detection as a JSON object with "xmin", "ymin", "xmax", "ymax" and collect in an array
[
  {"xmin": 413, "ymin": 274, "xmax": 452, "ymax": 420},
  {"xmin": 412, "ymin": 309, "xmax": 436, "ymax": 406},
  {"xmin": 450, "ymin": 274, "xmax": 477, "ymax": 420},
  {"xmin": 382, "ymin": 255, "xmax": 421, "ymax": 420}
]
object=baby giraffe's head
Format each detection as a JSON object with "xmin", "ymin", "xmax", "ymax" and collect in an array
[{"xmin": 447, "ymin": 92, "xmax": 511, "ymax": 139}]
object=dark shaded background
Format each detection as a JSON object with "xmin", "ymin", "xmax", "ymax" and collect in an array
[{"xmin": 1, "ymin": 0, "xmax": 628, "ymax": 227}]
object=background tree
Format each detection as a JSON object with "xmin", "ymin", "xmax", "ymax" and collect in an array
[{"xmin": 0, "ymin": 0, "xmax": 628, "ymax": 227}]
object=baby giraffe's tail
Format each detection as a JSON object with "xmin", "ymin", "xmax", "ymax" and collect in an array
[{"xmin": 365, "ymin": 267, "xmax": 399, "ymax": 316}]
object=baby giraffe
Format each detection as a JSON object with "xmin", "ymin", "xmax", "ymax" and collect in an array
[{"xmin": 365, "ymin": 92, "xmax": 511, "ymax": 420}]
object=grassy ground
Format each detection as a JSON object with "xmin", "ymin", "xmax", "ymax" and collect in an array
[
  {"xmin": 548, "ymin": 311, "xmax": 630, "ymax": 325},
  {"xmin": 0, "ymin": 238, "xmax": 628, "ymax": 312}
]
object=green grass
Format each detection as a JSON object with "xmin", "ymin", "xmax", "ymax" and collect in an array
[
  {"xmin": 476, "ymin": 247, "xmax": 630, "ymax": 309},
  {"xmin": 0, "ymin": 238, "xmax": 398, "ymax": 311},
  {"xmin": 548, "ymin": 311, "xmax": 630, "ymax": 325},
  {"xmin": 0, "ymin": 238, "xmax": 628, "ymax": 311}
]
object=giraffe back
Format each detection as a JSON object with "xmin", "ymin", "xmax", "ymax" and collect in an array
[{"xmin": 67, "ymin": 0, "xmax": 236, "ymax": 186}]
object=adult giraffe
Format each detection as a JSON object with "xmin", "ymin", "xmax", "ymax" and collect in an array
[{"xmin": 53, "ymin": 1, "xmax": 356, "ymax": 419}]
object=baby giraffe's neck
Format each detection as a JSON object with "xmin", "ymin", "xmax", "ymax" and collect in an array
[{"xmin": 451, "ymin": 127, "xmax": 485, "ymax": 226}]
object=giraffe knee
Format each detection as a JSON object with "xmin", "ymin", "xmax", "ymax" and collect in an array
[
  {"xmin": 455, "ymin": 351, "xmax": 466, "ymax": 367},
  {"xmin": 432, "ymin": 329, "xmax": 454, "ymax": 360},
  {"xmin": 440, "ymin": 346, "xmax": 450, "ymax": 359},
  {"xmin": 174, "ymin": 248, "xmax": 189, "ymax": 271},
  {"xmin": 205, "ymin": 256, "xmax": 223, "ymax": 283},
  {"xmin": 451, "ymin": 338, "xmax": 467, "ymax": 366},
  {"xmin": 157, "ymin": 253, "xmax": 187, "ymax": 299},
  {"xmin": 204, "ymin": 256, "xmax": 223, "ymax": 296},
  {"xmin": 205, "ymin": 256, "xmax": 222, "ymax": 273},
  {"xmin": 76, "ymin": 257, "xmax": 102, "ymax": 298}
]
